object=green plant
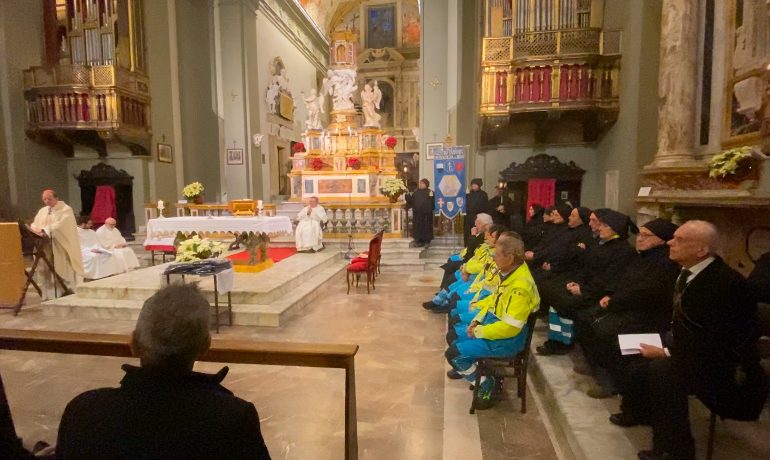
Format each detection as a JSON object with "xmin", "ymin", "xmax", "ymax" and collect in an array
[
  {"xmin": 175, "ymin": 235, "xmax": 225, "ymax": 262},
  {"xmin": 182, "ymin": 181, "xmax": 204, "ymax": 199},
  {"xmin": 708, "ymin": 146, "xmax": 753, "ymax": 179}
]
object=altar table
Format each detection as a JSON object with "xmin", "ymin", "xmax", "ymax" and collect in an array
[{"xmin": 143, "ymin": 216, "xmax": 293, "ymax": 245}]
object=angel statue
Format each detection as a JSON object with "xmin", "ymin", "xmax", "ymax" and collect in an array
[
  {"xmin": 301, "ymin": 88, "xmax": 324, "ymax": 130},
  {"xmin": 361, "ymin": 83, "xmax": 382, "ymax": 128},
  {"xmin": 323, "ymin": 69, "xmax": 357, "ymax": 111}
]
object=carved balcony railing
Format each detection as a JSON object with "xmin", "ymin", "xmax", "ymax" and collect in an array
[
  {"xmin": 482, "ymin": 28, "xmax": 621, "ymax": 63},
  {"xmin": 23, "ymin": 64, "xmax": 151, "ymax": 156}
]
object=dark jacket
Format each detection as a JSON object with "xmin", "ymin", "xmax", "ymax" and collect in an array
[
  {"xmin": 523, "ymin": 209, "xmax": 546, "ymax": 249},
  {"xmin": 486, "ymin": 194, "xmax": 515, "ymax": 227},
  {"xmin": 575, "ymin": 236, "xmax": 636, "ymax": 304},
  {"xmin": 56, "ymin": 365, "xmax": 271, "ymax": 460},
  {"xmin": 529, "ymin": 222, "xmax": 569, "ymax": 266},
  {"xmin": 546, "ymin": 224, "xmax": 595, "ymax": 275},
  {"xmin": 406, "ymin": 188, "xmax": 434, "ymax": 214},
  {"xmin": 594, "ymin": 244, "xmax": 679, "ymax": 336},
  {"xmin": 672, "ymin": 257, "xmax": 767, "ymax": 420},
  {"xmin": 464, "ymin": 189, "xmax": 489, "ymax": 243}
]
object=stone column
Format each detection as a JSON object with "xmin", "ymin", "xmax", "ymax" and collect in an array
[{"xmin": 649, "ymin": 0, "xmax": 701, "ymax": 168}]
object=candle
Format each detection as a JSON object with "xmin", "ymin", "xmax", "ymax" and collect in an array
[
  {"xmin": 257, "ymin": 200, "xmax": 263, "ymax": 208},
  {"xmin": 157, "ymin": 200, "xmax": 164, "ymax": 210}
]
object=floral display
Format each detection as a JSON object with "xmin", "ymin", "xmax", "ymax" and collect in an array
[
  {"xmin": 310, "ymin": 158, "xmax": 325, "ymax": 171},
  {"xmin": 708, "ymin": 146, "xmax": 754, "ymax": 179},
  {"xmin": 182, "ymin": 181, "xmax": 204, "ymax": 199},
  {"xmin": 347, "ymin": 157, "xmax": 361, "ymax": 169},
  {"xmin": 175, "ymin": 235, "xmax": 225, "ymax": 262},
  {"xmin": 292, "ymin": 142, "xmax": 306, "ymax": 154},
  {"xmin": 385, "ymin": 136, "xmax": 397, "ymax": 149},
  {"xmin": 380, "ymin": 177, "xmax": 408, "ymax": 202}
]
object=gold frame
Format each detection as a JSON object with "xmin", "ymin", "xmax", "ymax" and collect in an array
[{"xmin": 721, "ymin": 0, "xmax": 763, "ymax": 149}]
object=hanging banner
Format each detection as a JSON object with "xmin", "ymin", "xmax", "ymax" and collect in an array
[{"xmin": 433, "ymin": 145, "xmax": 467, "ymax": 219}]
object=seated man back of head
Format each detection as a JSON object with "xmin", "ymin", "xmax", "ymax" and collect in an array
[{"xmin": 56, "ymin": 284, "xmax": 271, "ymax": 460}]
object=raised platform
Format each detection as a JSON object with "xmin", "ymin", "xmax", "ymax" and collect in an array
[{"xmin": 40, "ymin": 251, "xmax": 347, "ymax": 327}]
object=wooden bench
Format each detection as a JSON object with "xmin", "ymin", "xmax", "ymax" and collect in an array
[{"xmin": 0, "ymin": 329, "xmax": 359, "ymax": 460}]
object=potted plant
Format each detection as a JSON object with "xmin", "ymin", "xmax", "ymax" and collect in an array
[
  {"xmin": 380, "ymin": 177, "xmax": 408, "ymax": 203},
  {"xmin": 347, "ymin": 157, "xmax": 361, "ymax": 170},
  {"xmin": 182, "ymin": 181, "xmax": 205, "ymax": 204},
  {"xmin": 708, "ymin": 146, "xmax": 755, "ymax": 180},
  {"xmin": 292, "ymin": 142, "xmax": 306, "ymax": 154},
  {"xmin": 175, "ymin": 235, "xmax": 225, "ymax": 262},
  {"xmin": 385, "ymin": 136, "xmax": 398, "ymax": 150}
]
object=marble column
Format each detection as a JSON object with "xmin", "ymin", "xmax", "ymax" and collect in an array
[{"xmin": 649, "ymin": 0, "xmax": 701, "ymax": 168}]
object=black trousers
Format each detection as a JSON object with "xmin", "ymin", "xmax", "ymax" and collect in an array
[{"xmin": 440, "ymin": 260, "xmax": 463, "ymax": 290}]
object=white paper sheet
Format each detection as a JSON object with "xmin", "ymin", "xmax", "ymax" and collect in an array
[{"xmin": 618, "ymin": 333, "xmax": 663, "ymax": 355}]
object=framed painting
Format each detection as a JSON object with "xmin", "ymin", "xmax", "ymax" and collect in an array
[
  {"xmin": 226, "ymin": 148, "xmax": 244, "ymax": 165},
  {"xmin": 157, "ymin": 143, "xmax": 173, "ymax": 163},
  {"xmin": 426, "ymin": 143, "xmax": 443, "ymax": 160},
  {"xmin": 366, "ymin": 5, "xmax": 396, "ymax": 49}
]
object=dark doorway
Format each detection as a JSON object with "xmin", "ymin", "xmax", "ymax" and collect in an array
[{"xmin": 75, "ymin": 163, "xmax": 136, "ymax": 239}]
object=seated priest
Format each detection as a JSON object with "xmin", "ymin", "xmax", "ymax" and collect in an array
[
  {"xmin": 295, "ymin": 196, "xmax": 328, "ymax": 253},
  {"xmin": 29, "ymin": 189, "xmax": 84, "ymax": 298},
  {"xmin": 444, "ymin": 232, "xmax": 540, "ymax": 409},
  {"xmin": 96, "ymin": 217, "xmax": 140, "ymax": 272},
  {"xmin": 77, "ymin": 216, "xmax": 122, "ymax": 280}
]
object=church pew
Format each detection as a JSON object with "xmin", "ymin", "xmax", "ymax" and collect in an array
[{"xmin": 0, "ymin": 329, "xmax": 359, "ymax": 460}]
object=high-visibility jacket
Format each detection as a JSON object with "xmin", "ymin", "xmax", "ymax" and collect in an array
[
  {"xmin": 467, "ymin": 258, "xmax": 499, "ymax": 299},
  {"xmin": 463, "ymin": 243, "xmax": 493, "ymax": 275},
  {"xmin": 472, "ymin": 263, "xmax": 540, "ymax": 340}
]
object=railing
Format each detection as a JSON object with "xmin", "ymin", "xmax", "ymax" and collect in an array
[
  {"xmin": 0, "ymin": 329, "xmax": 359, "ymax": 460},
  {"xmin": 322, "ymin": 203, "xmax": 405, "ymax": 237},
  {"xmin": 482, "ymin": 28, "xmax": 622, "ymax": 63}
]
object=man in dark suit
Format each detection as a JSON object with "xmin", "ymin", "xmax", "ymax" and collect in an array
[
  {"xmin": 634, "ymin": 220, "xmax": 767, "ymax": 460},
  {"xmin": 56, "ymin": 284, "xmax": 271, "ymax": 460},
  {"xmin": 464, "ymin": 178, "xmax": 488, "ymax": 245}
]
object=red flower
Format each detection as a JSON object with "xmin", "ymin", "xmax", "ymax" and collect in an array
[
  {"xmin": 385, "ymin": 136, "xmax": 397, "ymax": 149},
  {"xmin": 292, "ymin": 142, "xmax": 306, "ymax": 154},
  {"xmin": 310, "ymin": 158, "xmax": 325, "ymax": 170},
  {"xmin": 347, "ymin": 157, "xmax": 361, "ymax": 169}
]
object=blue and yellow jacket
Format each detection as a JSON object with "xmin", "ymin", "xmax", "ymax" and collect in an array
[{"xmin": 471, "ymin": 263, "xmax": 540, "ymax": 340}]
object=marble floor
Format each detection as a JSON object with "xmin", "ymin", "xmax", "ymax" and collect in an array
[{"xmin": 0, "ymin": 270, "xmax": 561, "ymax": 460}]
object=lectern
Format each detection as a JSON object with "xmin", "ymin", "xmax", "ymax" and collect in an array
[{"xmin": 0, "ymin": 223, "xmax": 24, "ymax": 311}]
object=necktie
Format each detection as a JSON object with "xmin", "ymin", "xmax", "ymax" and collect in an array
[{"xmin": 672, "ymin": 268, "xmax": 692, "ymax": 317}]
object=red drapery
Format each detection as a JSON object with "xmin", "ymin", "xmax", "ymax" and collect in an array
[
  {"xmin": 526, "ymin": 178, "xmax": 556, "ymax": 221},
  {"xmin": 90, "ymin": 185, "xmax": 116, "ymax": 226}
]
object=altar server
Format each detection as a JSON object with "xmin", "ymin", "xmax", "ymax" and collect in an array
[
  {"xmin": 96, "ymin": 217, "xmax": 140, "ymax": 272},
  {"xmin": 30, "ymin": 189, "xmax": 84, "ymax": 298},
  {"xmin": 295, "ymin": 196, "xmax": 328, "ymax": 253}
]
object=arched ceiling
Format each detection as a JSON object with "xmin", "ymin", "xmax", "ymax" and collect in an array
[{"xmin": 298, "ymin": 0, "xmax": 358, "ymax": 36}]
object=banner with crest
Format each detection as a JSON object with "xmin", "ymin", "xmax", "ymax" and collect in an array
[{"xmin": 433, "ymin": 145, "xmax": 467, "ymax": 219}]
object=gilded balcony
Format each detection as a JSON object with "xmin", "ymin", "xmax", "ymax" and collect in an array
[{"xmin": 23, "ymin": 64, "xmax": 151, "ymax": 156}]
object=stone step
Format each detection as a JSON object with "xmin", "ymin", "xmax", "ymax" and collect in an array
[
  {"xmin": 380, "ymin": 258, "xmax": 425, "ymax": 272},
  {"xmin": 41, "ymin": 258, "xmax": 348, "ymax": 327}
]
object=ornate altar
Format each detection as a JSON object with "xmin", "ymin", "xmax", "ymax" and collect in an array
[{"xmin": 290, "ymin": 31, "xmax": 398, "ymax": 202}]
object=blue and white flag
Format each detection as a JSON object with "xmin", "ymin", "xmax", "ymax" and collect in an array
[{"xmin": 433, "ymin": 145, "xmax": 467, "ymax": 219}]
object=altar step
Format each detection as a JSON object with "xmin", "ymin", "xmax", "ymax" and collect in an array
[{"xmin": 40, "ymin": 251, "xmax": 347, "ymax": 327}]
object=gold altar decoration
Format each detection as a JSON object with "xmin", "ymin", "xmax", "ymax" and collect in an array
[{"xmin": 290, "ymin": 30, "xmax": 398, "ymax": 202}]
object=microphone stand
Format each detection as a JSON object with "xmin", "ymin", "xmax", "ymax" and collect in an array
[{"xmin": 343, "ymin": 192, "xmax": 357, "ymax": 259}]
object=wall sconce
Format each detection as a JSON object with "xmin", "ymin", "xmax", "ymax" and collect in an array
[{"xmin": 252, "ymin": 133, "xmax": 264, "ymax": 147}]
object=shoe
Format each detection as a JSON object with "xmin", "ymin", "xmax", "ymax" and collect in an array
[
  {"xmin": 430, "ymin": 304, "xmax": 453, "ymax": 314},
  {"xmin": 473, "ymin": 376, "xmax": 501, "ymax": 410},
  {"xmin": 573, "ymin": 362, "xmax": 594, "ymax": 376},
  {"xmin": 422, "ymin": 301, "xmax": 438, "ymax": 310},
  {"xmin": 536, "ymin": 340, "xmax": 573, "ymax": 356},
  {"xmin": 586, "ymin": 383, "xmax": 614, "ymax": 399},
  {"xmin": 609, "ymin": 412, "xmax": 648, "ymax": 428},
  {"xmin": 637, "ymin": 450, "xmax": 674, "ymax": 460},
  {"xmin": 446, "ymin": 370, "xmax": 463, "ymax": 380}
]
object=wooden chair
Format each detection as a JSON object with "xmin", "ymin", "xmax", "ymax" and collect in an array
[
  {"xmin": 469, "ymin": 313, "xmax": 539, "ymax": 414},
  {"xmin": 346, "ymin": 235, "xmax": 381, "ymax": 294}
]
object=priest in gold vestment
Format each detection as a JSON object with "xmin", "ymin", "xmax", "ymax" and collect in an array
[{"xmin": 30, "ymin": 189, "xmax": 84, "ymax": 298}]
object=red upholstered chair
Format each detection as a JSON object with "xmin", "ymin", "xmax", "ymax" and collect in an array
[{"xmin": 346, "ymin": 234, "xmax": 382, "ymax": 294}]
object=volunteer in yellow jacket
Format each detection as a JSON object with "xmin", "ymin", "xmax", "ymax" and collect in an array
[{"xmin": 444, "ymin": 232, "xmax": 540, "ymax": 408}]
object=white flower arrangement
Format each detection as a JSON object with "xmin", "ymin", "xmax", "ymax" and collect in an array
[
  {"xmin": 182, "ymin": 181, "xmax": 205, "ymax": 199},
  {"xmin": 708, "ymin": 146, "xmax": 754, "ymax": 179},
  {"xmin": 380, "ymin": 178, "xmax": 408, "ymax": 197},
  {"xmin": 175, "ymin": 235, "xmax": 225, "ymax": 262}
]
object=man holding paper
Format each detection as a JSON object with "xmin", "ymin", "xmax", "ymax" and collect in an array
[{"xmin": 624, "ymin": 221, "xmax": 767, "ymax": 460}]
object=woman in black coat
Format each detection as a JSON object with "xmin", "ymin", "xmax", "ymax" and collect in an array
[
  {"xmin": 406, "ymin": 178, "xmax": 435, "ymax": 247},
  {"xmin": 523, "ymin": 204, "xmax": 546, "ymax": 249},
  {"xmin": 463, "ymin": 178, "xmax": 488, "ymax": 245}
]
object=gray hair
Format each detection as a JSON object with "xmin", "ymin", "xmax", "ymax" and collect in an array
[
  {"xmin": 133, "ymin": 284, "xmax": 211, "ymax": 367},
  {"xmin": 682, "ymin": 219, "xmax": 719, "ymax": 254},
  {"xmin": 496, "ymin": 231, "xmax": 525, "ymax": 260},
  {"xmin": 476, "ymin": 213, "xmax": 493, "ymax": 228}
]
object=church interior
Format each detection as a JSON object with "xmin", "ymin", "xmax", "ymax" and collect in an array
[{"xmin": 1, "ymin": 0, "xmax": 770, "ymax": 459}]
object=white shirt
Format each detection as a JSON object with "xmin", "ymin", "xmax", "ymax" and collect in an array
[{"xmin": 683, "ymin": 256, "xmax": 715, "ymax": 284}]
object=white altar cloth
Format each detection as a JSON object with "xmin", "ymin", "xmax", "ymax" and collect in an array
[{"xmin": 144, "ymin": 216, "xmax": 293, "ymax": 245}]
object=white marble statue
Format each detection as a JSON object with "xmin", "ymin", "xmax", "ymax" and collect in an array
[
  {"xmin": 361, "ymin": 81, "xmax": 382, "ymax": 128},
  {"xmin": 301, "ymin": 89, "xmax": 324, "ymax": 130},
  {"xmin": 323, "ymin": 69, "xmax": 357, "ymax": 111},
  {"xmin": 265, "ymin": 82, "xmax": 279, "ymax": 114}
]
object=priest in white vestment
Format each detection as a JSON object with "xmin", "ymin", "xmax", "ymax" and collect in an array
[
  {"xmin": 96, "ymin": 217, "xmax": 140, "ymax": 272},
  {"xmin": 30, "ymin": 189, "xmax": 84, "ymax": 299},
  {"xmin": 77, "ymin": 217, "xmax": 122, "ymax": 279},
  {"xmin": 295, "ymin": 196, "xmax": 328, "ymax": 252}
]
